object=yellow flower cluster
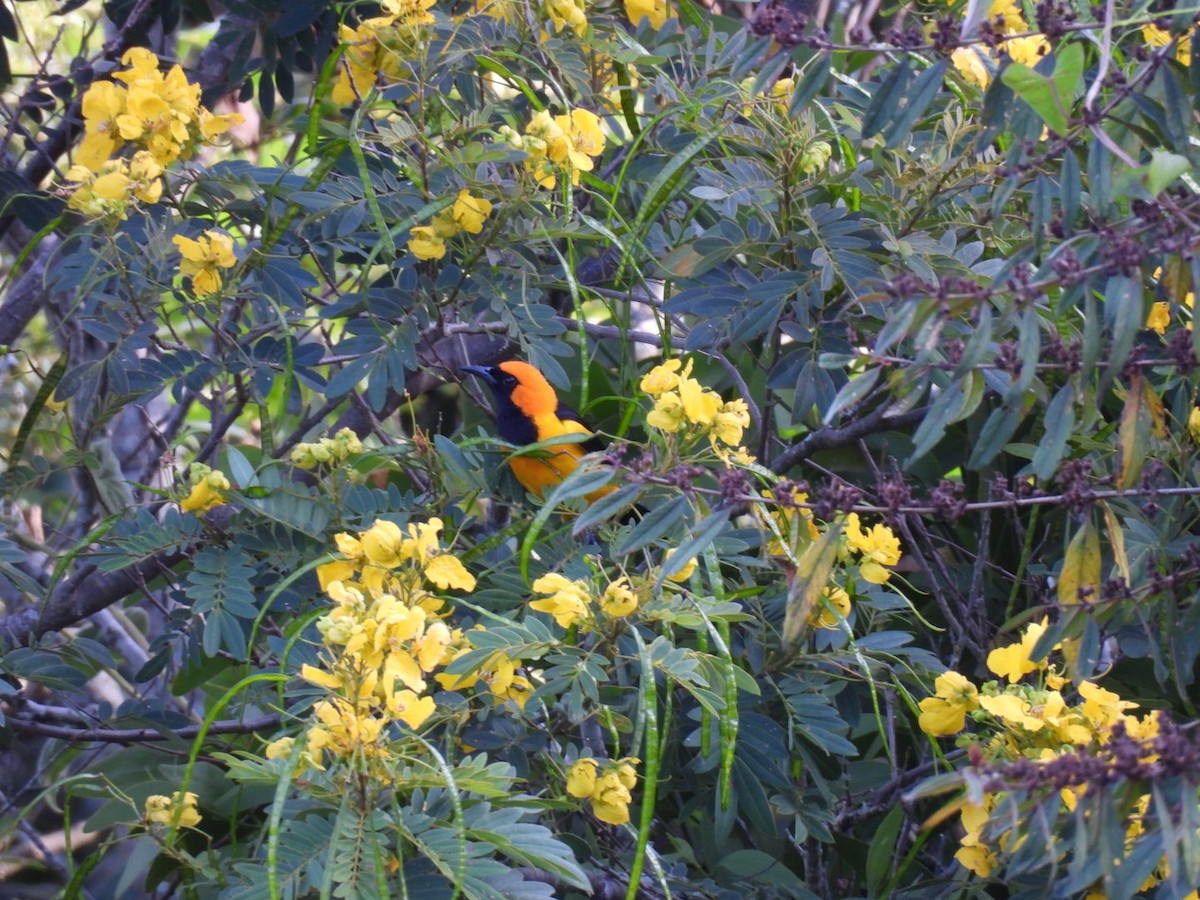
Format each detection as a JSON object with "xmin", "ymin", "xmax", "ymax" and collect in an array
[
  {"xmin": 641, "ymin": 358, "xmax": 752, "ymax": 459},
  {"xmin": 529, "ymin": 573, "xmax": 639, "ymax": 630},
  {"xmin": 408, "ymin": 190, "xmax": 494, "ymax": 261},
  {"xmin": 143, "ymin": 791, "xmax": 202, "ymax": 828},
  {"xmin": 1142, "ymin": 22, "xmax": 1192, "ymax": 66},
  {"xmin": 66, "ymin": 48, "xmax": 241, "ymax": 218},
  {"xmin": 290, "ymin": 427, "xmax": 365, "ymax": 469},
  {"xmin": 546, "ymin": 0, "xmax": 587, "ymax": 36},
  {"xmin": 332, "ymin": 0, "xmax": 437, "ymax": 104},
  {"xmin": 844, "ymin": 513, "xmax": 903, "ymax": 585},
  {"xmin": 172, "ymin": 230, "xmax": 237, "ymax": 296},
  {"xmin": 565, "ymin": 757, "xmax": 639, "ymax": 825},
  {"xmin": 754, "ymin": 492, "xmax": 901, "ymax": 630},
  {"xmin": 917, "ymin": 619, "xmax": 1169, "ymax": 881},
  {"xmin": 180, "ymin": 465, "xmax": 231, "ymax": 514},
  {"xmin": 949, "ymin": 0, "xmax": 1051, "ymax": 89},
  {"xmin": 435, "ymin": 643, "xmax": 535, "ymax": 708},
  {"xmin": 66, "ymin": 152, "xmax": 164, "ymax": 218},
  {"xmin": 498, "ymin": 107, "xmax": 607, "ymax": 190},
  {"xmin": 297, "ymin": 518, "xmax": 476, "ymax": 769}
]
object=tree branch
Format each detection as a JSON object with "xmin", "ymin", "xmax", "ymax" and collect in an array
[
  {"xmin": 6, "ymin": 712, "xmax": 281, "ymax": 743},
  {"xmin": 769, "ymin": 406, "xmax": 929, "ymax": 473},
  {"xmin": 0, "ymin": 551, "xmax": 185, "ymax": 650}
]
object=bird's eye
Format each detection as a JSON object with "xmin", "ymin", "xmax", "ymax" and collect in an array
[{"xmin": 502, "ymin": 374, "xmax": 516, "ymax": 387}]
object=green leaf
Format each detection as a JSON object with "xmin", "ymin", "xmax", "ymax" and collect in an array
[
  {"xmin": 615, "ymin": 496, "xmax": 690, "ymax": 556},
  {"xmin": 657, "ymin": 509, "xmax": 730, "ymax": 583},
  {"xmin": 866, "ymin": 805, "xmax": 906, "ymax": 897},
  {"xmin": 1027, "ymin": 384, "xmax": 1075, "ymax": 480},
  {"xmin": 862, "ymin": 58, "xmax": 913, "ymax": 140}
]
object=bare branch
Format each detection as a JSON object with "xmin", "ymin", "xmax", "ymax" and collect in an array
[{"xmin": 6, "ymin": 712, "xmax": 282, "ymax": 743}]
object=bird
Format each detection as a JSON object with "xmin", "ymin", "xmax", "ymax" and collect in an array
[{"xmin": 461, "ymin": 360, "xmax": 617, "ymax": 504}]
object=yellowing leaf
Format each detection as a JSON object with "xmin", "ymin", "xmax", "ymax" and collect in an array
[
  {"xmin": 1118, "ymin": 374, "xmax": 1165, "ymax": 489},
  {"xmin": 782, "ymin": 523, "xmax": 843, "ymax": 645},
  {"xmin": 1058, "ymin": 516, "xmax": 1100, "ymax": 606},
  {"xmin": 1101, "ymin": 502, "xmax": 1129, "ymax": 587}
]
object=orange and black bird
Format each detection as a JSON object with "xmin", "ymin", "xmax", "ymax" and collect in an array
[{"xmin": 461, "ymin": 360, "xmax": 615, "ymax": 503}]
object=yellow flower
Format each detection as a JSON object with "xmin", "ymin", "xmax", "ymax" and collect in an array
[
  {"xmin": 954, "ymin": 843, "xmax": 996, "ymax": 877},
  {"xmin": 624, "ymin": 0, "xmax": 669, "ymax": 27},
  {"xmin": 1147, "ymin": 301, "xmax": 1170, "ymax": 335},
  {"xmin": 812, "ymin": 585, "xmax": 850, "ymax": 629},
  {"xmin": 180, "ymin": 468, "xmax": 231, "ymax": 513},
  {"xmin": 950, "ymin": 46, "xmax": 993, "ymax": 89},
  {"xmin": 306, "ymin": 697, "xmax": 388, "ymax": 768},
  {"xmin": 1077, "ymin": 680, "xmax": 1137, "ymax": 731},
  {"xmin": 545, "ymin": 0, "xmax": 587, "ymax": 36},
  {"xmin": 979, "ymin": 692, "xmax": 1046, "ymax": 731},
  {"xmin": 640, "ymin": 359, "xmax": 682, "ymax": 395},
  {"xmin": 1143, "ymin": 23, "xmax": 1192, "ymax": 66},
  {"xmin": 530, "ymin": 572, "xmax": 591, "ymax": 628},
  {"xmin": 144, "ymin": 791, "xmax": 201, "ymax": 828},
  {"xmin": 663, "ymin": 549, "xmax": 697, "ymax": 583},
  {"xmin": 560, "ymin": 108, "xmax": 605, "ymax": 161},
  {"xmin": 565, "ymin": 758, "xmax": 598, "ymax": 797},
  {"xmin": 590, "ymin": 768, "xmax": 633, "ymax": 824},
  {"xmin": 1189, "ymin": 407, "xmax": 1200, "ymax": 443},
  {"xmin": 127, "ymin": 151, "xmax": 164, "ymax": 203},
  {"xmin": 986, "ymin": 617, "xmax": 1051, "ymax": 682},
  {"xmin": 450, "ymin": 190, "xmax": 493, "ymax": 234},
  {"xmin": 424, "ymin": 554, "xmax": 476, "ymax": 591},
  {"xmin": 77, "ymin": 81, "xmax": 127, "ymax": 171},
  {"xmin": 408, "ymin": 225, "xmax": 447, "ymax": 260},
  {"xmin": 173, "ymin": 230, "xmax": 237, "ymax": 296},
  {"xmin": 678, "ymin": 374, "xmax": 722, "ymax": 426},
  {"xmin": 66, "ymin": 160, "xmax": 135, "ymax": 218},
  {"xmin": 600, "ymin": 577, "xmax": 638, "ymax": 617},
  {"xmin": 264, "ymin": 736, "xmax": 295, "ymax": 759},
  {"xmin": 359, "ymin": 519, "xmax": 406, "ymax": 568},
  {"xmin": 386, "ymin": 686, "xmax": 436, "ymax": 729},
  {"xmin": 646, "ymin": 391, "xmax": 686, "ymax": 432},
  {"xmin": 917, "ymin": 670, "xmax": 979, "ymax": 736},
  {"xmin": 1004, "ymin": 33, "xmax": 1050, "ymax": 66},
  {"xmin": 844, "ymin": 513, "xmax": 902, "ymax": 584},
  {"xmin": 710, "ymin": 398, "xmax": 750, "ymax": 447}
]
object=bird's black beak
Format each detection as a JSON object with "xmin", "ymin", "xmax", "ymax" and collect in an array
[{"xmin": 461, "ymin": 365, "xmax": 496, "ymax": 387}]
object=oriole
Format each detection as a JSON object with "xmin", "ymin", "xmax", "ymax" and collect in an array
[{"xmin": 462, "ymin": 361, "xmax": 615, "ymax": 503}]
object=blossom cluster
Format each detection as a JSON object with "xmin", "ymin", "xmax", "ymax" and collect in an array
[
  {"xmin": 640, "ymin": 358, "xmax": 752, "ymax": 461},
  {"xmin": 290, "ymin": 427, "xmax": 365, "ymax": 470},
  {"xmin": 949, "ymin": 0, "xmax": 1051, "ymax": 89},
  {"xmin": 408, "ymin": 189, "xmax": 494, "ymax": 261},
  {"xmin": 143, "ymin": 791, "xmax": 202, "ymax": 828},
  {"xmin": 754, "ymin": 488, "xmax": 903, "ymax": 631},
  {"xmin": 498, "ymin": 107, "xmax": 607, "ymax": 190},
  {"xmin": 529, "ymin": 572, "xmax": 639, "ymax": 630},
  {"xmin": 565, "ymin": 756, "xmax": 639, "ymax": 825},
  {"xmin": 172, "ymin": 230, "xmax": 237, "ymax": 296},
  {"xmin": 180, "ymin": 464, "xmax": 231, "ymax": 514},
  {"xmin": 66, "ymin": 48, "xmax": 241, "ymax": 218},
  {"xmin": 293, "ymin": 518, "xmax": 477, "ymax": 769},
  {"xmin": 917, "ymin": 618, "xmax": 1173, "ymax": 888},
  {"xmin": 1142, "ymin": 21, "xmax": 1192, "ymax": 66},
  {"xmin": 332, "ymin": 0, "xmax": 437, "ymax": 104}
]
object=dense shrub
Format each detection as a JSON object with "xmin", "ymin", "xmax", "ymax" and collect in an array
[{"xmin": 1, "ymin": 0, "xmax": 1199, "ymax": 896}]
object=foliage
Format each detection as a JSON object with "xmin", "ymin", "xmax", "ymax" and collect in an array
[{"xmin": 2, "ymin": 0, "xmax": 1200, "ymax": 897}]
